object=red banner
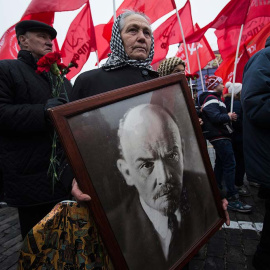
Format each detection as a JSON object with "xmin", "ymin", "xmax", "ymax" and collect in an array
[
  {"xmin": 61, "ymin": 3, "xmax": 96, "ymax": 80},
  {"xmin": 185, "ymin": 0, "xmax": 250, "ymax": 44},
  {"xmin": 215, "ymin": 21, "xmax": 270, "ymax": 89},
  {"xmin": 152, "ymin": 0, "xmax": 194, "ymax": 65},
  {"xmin": 216, "ymin": 17, "xmax": 270, "ymax": 61},
  {"xmin": 0, "ymin": 12, "xmax": 58, "ymax": 60},
  {"xmin": 22, "ymin": 0, "xmax": 88, "ymax": 16},
  {"xmin": 96, "ymin": 0, "xmax": 176, "ymax": 62},
  {"xmin": 0, "ymin": 25, "xmax": 19, "ymax": 60},
  {"xmin": 176, "ymin": 23, "xmax": 215, "ymax": 74}
]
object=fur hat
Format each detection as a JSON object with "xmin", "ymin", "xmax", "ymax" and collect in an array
[
  {"xmin": 204, "ymin": 75, "xmax": 223, "ymax": 90},
  {"xmin": 225, "ymin": 82, "xmax": 242, "ymax": 95},
  {"xmin": 15, "ymin": 20, "xmax": 57, "ymax": 41},
  {"xmin": 157, "ymin": 57, "xmax": 186, "ymax": 77}
]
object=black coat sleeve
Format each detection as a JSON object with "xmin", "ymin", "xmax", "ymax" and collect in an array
[
  {"xmin": 242, "ymin": 52, "xmax": 270, "ymax": 128},
  {"xmin": 0, "ymin": 63, "xmax": 47, "ymax": 133}
]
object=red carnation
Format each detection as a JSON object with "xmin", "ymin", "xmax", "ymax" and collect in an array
[
  {"xmin": 186, "ymin": 72, "xmax": 199, "ymax": 80},
  {"xmin": 70, "ymin": 56, "xmax": 78, "ymax": 69}
]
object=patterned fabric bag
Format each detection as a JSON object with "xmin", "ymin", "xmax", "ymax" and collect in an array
[{"xmin": 17, "ymin": 201, "xmax": 114, "ymax": 270}]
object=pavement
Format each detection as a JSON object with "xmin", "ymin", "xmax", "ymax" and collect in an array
[{"xmin": 0, "ymin": 143, "xmax": 266, "ymax": 270}]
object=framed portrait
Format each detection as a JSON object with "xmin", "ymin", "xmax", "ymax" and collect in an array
[{"xmin": 49, "ymin": 73, "xmax": 225, "ymax": 270}]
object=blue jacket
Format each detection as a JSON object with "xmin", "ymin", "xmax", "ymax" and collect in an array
[
  {"xmin": 241, "ymin": 37, "xmax": 270, "ymax": 188},
  {"xmin": 199, "ymin": 91, "xmax": 233, "ymax": 142}
]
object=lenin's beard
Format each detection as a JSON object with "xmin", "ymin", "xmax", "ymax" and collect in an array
[{"xmin": 153, "ymin": 179, "xmax": 182, "ymax": 216}]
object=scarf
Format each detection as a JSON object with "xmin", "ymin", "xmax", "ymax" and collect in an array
[{"xmin": 103, "ymin": 13, "xmax": 155, "ymax": 71}]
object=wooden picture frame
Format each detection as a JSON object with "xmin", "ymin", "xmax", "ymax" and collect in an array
[{"xmin": 49, "ymin": 73, "xmax": 225, "ymax": 270}]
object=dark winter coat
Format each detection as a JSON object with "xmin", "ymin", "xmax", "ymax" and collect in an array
[
  {"xmin": 199, "ymin": 91, "xmax": 233, "ymax": 141},
  {"xmin": 70, "ymin": 65, "xmax": 159, "ymax": 100},
  {"xmin": 0, "ymin": 50, "xmax": 72, "ymax": 207},
  {"xmin": 241, "ymin": 37, "xmax": 270, "ymax": 189}
]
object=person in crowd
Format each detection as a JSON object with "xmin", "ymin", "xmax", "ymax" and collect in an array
[
  {"xmin": 0, "ymin": 20, "xmax": 73, "ymax": 238},
  {"xmin": 241, "ymin": 36, "xmax": 270, "ymax": 270},
  {"xmin": 157, "ymin": 56, "xmax": 203, "ymax": 125},
  {"xmin": 106, "ymin": 103, "xmax": 225, "ymax": 269},
  {"xmin": 157, "ymin": 56, "xmax": 186, "ymax": 76},
  {"xmin": 224, "ymin": 82, "xmax": 250, "ymax": 196},
  {"xmin": 199, "ymin": 75, "xmax": 252, "ymax": 213}
]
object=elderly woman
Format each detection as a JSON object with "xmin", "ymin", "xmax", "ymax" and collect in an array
[{"xmin": 70, "ymin": 10, "xmax": 159, "ymax": 100}]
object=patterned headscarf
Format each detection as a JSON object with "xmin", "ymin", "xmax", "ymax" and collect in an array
[
  {"xmin": 204, "ymin": 75, "xmax": 223, "ymax": 90},
  {"xmin": 102, "ymin": 12, "xmax": 155, "ymax": 71},
  {"xmin": 157, "ymin": 57, "xmax": 186, "ymax": 77}
]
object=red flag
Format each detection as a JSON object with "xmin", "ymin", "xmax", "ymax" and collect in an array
[
  {"xmin": 215, "ymin": 47, "xmax": 250, "ymax": 91},
  {"xmin": 61, "ymin": 3, "xmax": 96, "ymax": 80},
  {"xmin": 22, "ymin": 0, "xmax": 88, "ymax": 16},
  {"xmin": 94, "ymin": 24, "xmax": 111, "ymax": 63},
  {"xmin": 185, "ymin": 0, "xmax": 251, "ymax": 44},
  {"xmin": 96, "ymin": 0, "xmax": 176, "ymax": 62},
  {"xmin": 0, "ymin": 0, "xmax": 88, "ymax": 60},
  {"xmin": 216, "ymin": 20, "xmax": 270, "ymax": 89},
  {"xmin": 215, "ymin": 17, "xmax": 270, "ymax": 61},
  {"xmin": 115, "ymin": 0, "xmax": 176, "ymax": 24},
  {"xmin": 0, "ymin": 25, "xmax": 19, "ymax": 60},
  {"xmin": 209, "ymin": 0, "xmax": 270, "ymax": 60},
  {"xmin": 176, "ymin": 23, "xmax": 215, "ymax": 74},
  {"xmin": 0, "ymin": 12, "xmax": 58, "ymax": 60},
  {"xmin": 152, "ymin": 0, "xmax": 194, "ymax": 65}
]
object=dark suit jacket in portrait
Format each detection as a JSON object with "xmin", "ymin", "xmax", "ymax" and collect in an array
[{"xmin": 108, "ymin": 171, "xmax": 218, "ymax": 270}]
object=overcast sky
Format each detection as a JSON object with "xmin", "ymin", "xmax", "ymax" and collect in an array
[{"xmin": 0, "ymin": 0, "xmax": 230, "ymax": 79}]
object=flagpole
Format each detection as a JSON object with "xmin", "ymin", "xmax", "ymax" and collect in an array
[
  {"xmin": 95, "ymin": 50, "xmax": 100, "ymax": 68},
  {"xmin": 195, "ymin": 43, "xmax": 205, "ymax": 92},
  {"xmin": 113, "ymin": 0, "xmax": 116, "ymax": 21},
  {"xmin": 230, "ymin": 24, "xmax": 244, "ymax": 113},
  {"xmin": 215, "ymin": 57, "xmax": 219, "ymax": 67},
  {"xmin": 174, "ymin": 0, "xmax": 193, "ymax": 97}
]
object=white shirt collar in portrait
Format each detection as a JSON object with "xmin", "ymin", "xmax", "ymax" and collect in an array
[{"xmin": 139, "ymin": 196, "xmax": 181, "ymax": 259}]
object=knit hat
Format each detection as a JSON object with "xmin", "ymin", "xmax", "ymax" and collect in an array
[
  {"xmin": 204, "ymin": 75, "xmax": 223, "ymax": 90},
  {"xmin": 157, "ymin": 57, "xmax": 186, "ymax": 77},
  {"xmin": 225, "ymin": 82, "xmax": 242, "ymax": 95}
]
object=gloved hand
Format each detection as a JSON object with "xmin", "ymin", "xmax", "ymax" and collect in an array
[{"xmin": 44, "ymin": 97, "xmax": 67, "ymax": 124}]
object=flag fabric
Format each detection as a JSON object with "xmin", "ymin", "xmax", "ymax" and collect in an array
[
  {"xmin": 176, "ymin": 23, "xmax": 215, "ymax": 74},
  {"xmin": 0, "ymin": 12, "xmax": 56, "ymax": 60},
  {"xmin": 215, "ymin": 17, "xmax": 270, "ymax": 60},
  {"xmin": 152, "ymin": 0, "xmax": 194, "ymax": 65},
  {"xmin": 215, "ymin": 47, "xmax": 250, "ymax": 91},
  {"xmin": 185, "ymin": 0, "xmax": 250, "ymax": 44},
  {"xmin": 61, "ymin": 3, "xmax": 96, "ymax": 80},
  {"xmin": 0, "ymin": 24, "xmax": 19, "ymax": 60},
  {"xmin": 0, "ymin": 0, "xmax": 88, "ymax": 60},
  {"xmin": 94, "ymin": 24, "xmax": 111, "ymax": 64},
  {"xmin": 96, "ymin": 0, "xmax": 177, "ymax": 62},
  {"xmin": 215, "ymin": 21, "xmax": 270, "ymax": 87},
  {"xmin": 22, "ymin": 0, "xmax": 88, "ymax": 16},
  {"xmin": 184, "ymin": 0, "xmax": 270, "ymax": 59}
]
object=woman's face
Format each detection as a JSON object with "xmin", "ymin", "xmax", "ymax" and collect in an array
[
  {"xmin": 120, "ymin": 14, "xmax": 152, "ymax": 60},
  {"xmin": 171, "ymin": 64, "xmax": 185, "ymax": 74}
]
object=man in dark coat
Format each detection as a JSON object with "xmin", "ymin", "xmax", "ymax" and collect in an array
[
  {"xmin": 0, "ymin": 20, "xmax": 72, "ymax": 238},
  {"xmin": 199, "ymin": 75, "xmax": 252, "ymax": 213},
  {"xmin": 241, "ymin": 36, "xmax": 270, "ymax": 270}
]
